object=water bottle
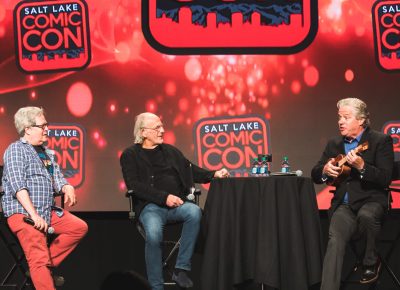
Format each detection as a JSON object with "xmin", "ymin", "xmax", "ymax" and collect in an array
[
  {"xmin": 251, "ymin": 157, "xmax": 260, "ymax": 176},
  {"xmin": 259, "ymin": 156, "xmax": 269, "ymax": 176},
  {"xmin": 281, "ymin": 156, "xmax": 290, "ymax": 173}
]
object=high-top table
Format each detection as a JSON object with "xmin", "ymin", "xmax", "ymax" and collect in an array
[{"xmin": 201, "ymin": 176, "xmax": 323, "ymax": 290}]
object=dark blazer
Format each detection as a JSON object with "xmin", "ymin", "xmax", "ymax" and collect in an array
[
  {"xmin": 311, "ymin": 127, "xmax": 394, "ymax": 217},
  {"xmin": 120, "ymin": 143, "xmax": 215, "ymax": 217}
]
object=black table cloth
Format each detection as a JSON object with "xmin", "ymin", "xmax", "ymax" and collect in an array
[{"xmin": 201, "ymin": 176, "xmax": 323, "ymax": 290}]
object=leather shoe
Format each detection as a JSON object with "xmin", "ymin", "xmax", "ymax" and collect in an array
[
  {"xmin": 360, "ymin": 259, "xmax": 381, "ymax": 284},
  {"xmin": 172, "ymin": 270, "xmax": 193, "ymax": 288}
]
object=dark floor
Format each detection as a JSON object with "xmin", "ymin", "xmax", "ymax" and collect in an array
[{"xmin": 1, "ymin": 211, "xmax": 400, "ymax": 290}]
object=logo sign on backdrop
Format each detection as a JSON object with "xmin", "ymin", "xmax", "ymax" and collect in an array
[
  {"xmin": 382, "ymin": 120, "xmax": 400, "ymax": 161},
  {"xmin": 194, "ymin": 115, "xmax": 271, "ymax": 176},
  {"xmin": 142, "ymin": 0, "xmax": 318, "ymax": 54},
  {"xmin": 47, "ymin": 124, "xmax": 85, "ymax": 188},
  {"xmin": 14, "ymin": 0, "xmax": 91, "ymax": 73},
  {"xmin": 372, "ymin": 0, "xmax": 400, "ymax": 71}
]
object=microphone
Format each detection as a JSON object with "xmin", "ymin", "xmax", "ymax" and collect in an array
[
  {"xmin": 295, "ymin": 170, "xmax": 303, "ymax": 177},
  {"xmin": 187, "ymin": 163, "xmax": 195, "ymax": 201},
  {"xmin": 23, "ymin": 217, "xmax": 55, "ymax": 234},
  {"xmin": 187, "ymin": 187, "xmax": 195, "ymax": 202}
]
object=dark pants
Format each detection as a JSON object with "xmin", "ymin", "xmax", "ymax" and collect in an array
[{"xmin": 320, "ymin": 202, "xmax": 385, "ymax": 290}]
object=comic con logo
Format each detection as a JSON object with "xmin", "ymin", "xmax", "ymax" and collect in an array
[
  {"xmin": 47, "ymin": 124, "xmax": 85, "ymax": 188},
  {"xmin": 14, "ymin": 0, "xmax": 91, "ymax": 73},
  {"xmin": 142, "ymin": 0, "xmax": 318, "ymax": 54},
  {"xmin": 194, "ymin": 115, "xmax": 271, "ymax": 176},
  {"xmin": 372, "ymin": 0, "xmax": 400, "ymax": 71},
  {"xmin": 382, "ymin": 120, "xmax": 400, "ymax": 159}
]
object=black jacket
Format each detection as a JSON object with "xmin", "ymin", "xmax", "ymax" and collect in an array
[
  {"xmin": 311, "ymin": 127, "xmax": 394, "ymax": 217},
  {"xmin": 120, "ymin": 143, "xmax": 215, "ymax": 217}
]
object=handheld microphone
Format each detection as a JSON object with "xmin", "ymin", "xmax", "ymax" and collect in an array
[
  {"xmin": 23, "ymin": 217, "xmax": 55, "ymax": 234},
  {"xmin": 295, "ymin": 170, "xmax": 303, "ymax": 177},
  {"xmin": 187, "ymin": 187, "xmax": 195, "ymax": 202},
  {"xmin": 187, "ymin": 163, "xmax": 195, "ymax": 201}
]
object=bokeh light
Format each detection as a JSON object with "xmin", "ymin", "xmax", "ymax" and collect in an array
[
  {"xmin": 185, "ymin": 58, "xmax": 202, "ymax": 82},
  {"xmin": 145, "ymin": 99, "xmax": 157, "ymax": 112},
  {"xmin": 304, "ymin": 66, "xmax": 319, "ymax": 87},
  {"xmin": 291, "ymin": 80, "xmax": 302, "ymax": 94},
  {"xmin": 66, "ymin": 82, "xmax": 93, "ymax": 117},
  {"xmin": 115, "ymin": 42, "xmax": 131, "ymax": 63},
  {"xmin": 345, "ymin": 69, "xmax": 354, "ymax": 82},
  {"xmin": 165, "ymin": 81, "xmax": 177, "ymax": 97},
  {"xmin": 30, "ymin": 91, "xmax": 37, "ymax": 100}
]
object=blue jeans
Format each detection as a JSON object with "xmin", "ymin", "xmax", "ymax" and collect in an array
[{"xmin": 139, "ymin": 202, "xmax": 202, "ymax": 290}]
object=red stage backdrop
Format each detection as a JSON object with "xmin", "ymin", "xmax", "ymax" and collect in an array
[{"xmin": 0, "ymin": 0, "xmax": 398, "ymax": 211}]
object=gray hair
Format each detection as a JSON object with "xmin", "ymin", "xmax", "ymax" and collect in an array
[
  {"xmin": 337, "ymin": 98, "xmax": 370, "ymax": 128},
  {"xmin": 14, "ymin": 106, "xmax": 45, "ymax": 137},
  {"xmin": 133, "ymin": 112, "xmax": 158, "ymax": 144}
]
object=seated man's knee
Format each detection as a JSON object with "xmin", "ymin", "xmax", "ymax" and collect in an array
[
  {"xmin": 77, "ymin": 219, "xmax": 89, "ymax": 237},
  {"xmin": 357, "ymin": 206, "xmax": 383, "ymax": 226},
  {"xmin": 185, "ymin": 203, "xmax": 202, "ymax": 222}
]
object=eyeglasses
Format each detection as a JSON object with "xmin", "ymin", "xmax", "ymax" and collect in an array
[
  {"xmin": 31, "ymin": 123, "xmax": 49, "ymax": 130},
  {"xmin": 142, "ymin": 124, "xmax": 164, "ymax": 132}
]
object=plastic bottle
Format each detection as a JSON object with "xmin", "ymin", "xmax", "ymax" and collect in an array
[
  {"xmin": 259, "ymin": 156, "xmax": 269, "ymax": 176},
  {"xmin": 281, "ymin": 156, "xmax": 291, "ymax": 173},
  {"xmin": 251, "ymin": 157, "xmax": 260, "ymax": 176}
]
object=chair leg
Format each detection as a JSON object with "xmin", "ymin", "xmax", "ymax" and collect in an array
[
  {"xmin": 380, "ymin": 255, "xmax": 400, "ymax": 289},
  {"xmin": 162, "ymin": 238, "xmax": 181, "ymax": 268},
  {"xmin": 0, "ymin": 226, "xmax": 31, "ymax": 289}
]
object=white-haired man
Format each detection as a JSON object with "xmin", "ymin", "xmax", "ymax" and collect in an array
[
  {"xmin": 312, "ymin": 98, "xmax": 394, "ymax": 290},
  {"xmin": 1, "ymin": 107, "xmax": 88, "ymax": 290},
  {"xmin": 120, "ymin": 112, "xmax": 229, "ymax": 290}
]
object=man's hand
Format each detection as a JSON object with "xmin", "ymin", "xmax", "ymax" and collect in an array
[
  {"xmin": 166, "ymin": 194, "xmax": 184, "ymax": 208},
  {"xmin": 345, "ymin": 149, "xmax": 365, "ymax": 171},
  {"xmin": 62, "ymin": 184, "xmax": 77, "ymax": 207},
  {"xmin": 214, "ymin": 168, "xmax": 230, "ymax": 178},
  {"xmin": 30, "ymin": 213, "xmax": 49, "ymax": 233},
  {"xmin": 323, "ymin": 158, "xmax": 341, "ymax": 178}
]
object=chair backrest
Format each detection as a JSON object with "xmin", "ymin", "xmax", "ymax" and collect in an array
[
  {"xmin": 0, "ymin": 165, "xmax": 3, "ymax": 183},
  {"xmin": 1, "ymin": 165, "xmax": 3, "ymax": 212},
  {"xmin": 392, "ymin": 161, "xmax": 400, "ymax": 182}
]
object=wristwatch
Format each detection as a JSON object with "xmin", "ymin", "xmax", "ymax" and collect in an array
[{"xmin": 359, "ymin": 167, "xmax": 366, "ymax": 176}]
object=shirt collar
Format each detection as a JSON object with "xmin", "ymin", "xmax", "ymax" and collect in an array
[{"xmin": 344, "ymin": 129, "xmax": 365, "ymax": 144}]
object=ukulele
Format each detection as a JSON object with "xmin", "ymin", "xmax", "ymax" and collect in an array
[{"xmin": 327, "ymin": 141, "xmax": 369, "ymax": 186}]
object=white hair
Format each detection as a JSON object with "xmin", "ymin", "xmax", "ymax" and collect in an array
[
  {"xmin": 337, "ymin": 98, "xmax": 370, "ymax": 128},
  {"xmin": 133, "ymin": 112, "xmax": 159, "ymax": 144},
  {"xmin": 14, "ymin": 106, "xmax": 45, "ymax": 137}
]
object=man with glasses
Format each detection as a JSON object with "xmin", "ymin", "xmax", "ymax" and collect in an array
[
  {"xmin": 1, "ymin": 106, "xmax": 88, "ymax": 290},
  {"xmin": 120, "ymin": 112, "xmax": 229, "ymax": 290}
]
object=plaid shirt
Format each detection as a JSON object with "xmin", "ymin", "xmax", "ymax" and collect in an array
[{"xmin": 1, "ymin": 138, "xmax": 68, "ymax": 224}]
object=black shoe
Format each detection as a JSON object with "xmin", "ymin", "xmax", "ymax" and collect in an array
[
  {"xmin": 172, "ymin": 270, "xmax": 193, "ymax": 288},
  {"xmin": 53, "ymin": 274, "xmax": 65, "ymax": 287},
  {"xmin": 360, "ymin": 259, "xmax": 382, "ymax": 284},
  {"xmin": 25, "ymin": 270, "xmax": 65, "ymax": 287}
]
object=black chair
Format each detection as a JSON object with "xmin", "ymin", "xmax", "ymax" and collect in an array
[
  {"xmin": 0, "ymin": 165, "xmax": 32, "ymax": 290},
  {"xmin": 341, "ymin": 161, "xmax": 400, "ymax": 290},
  {"xmin": 126, "ymin": 188, "xmax": 201, "ymax": 287}
]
